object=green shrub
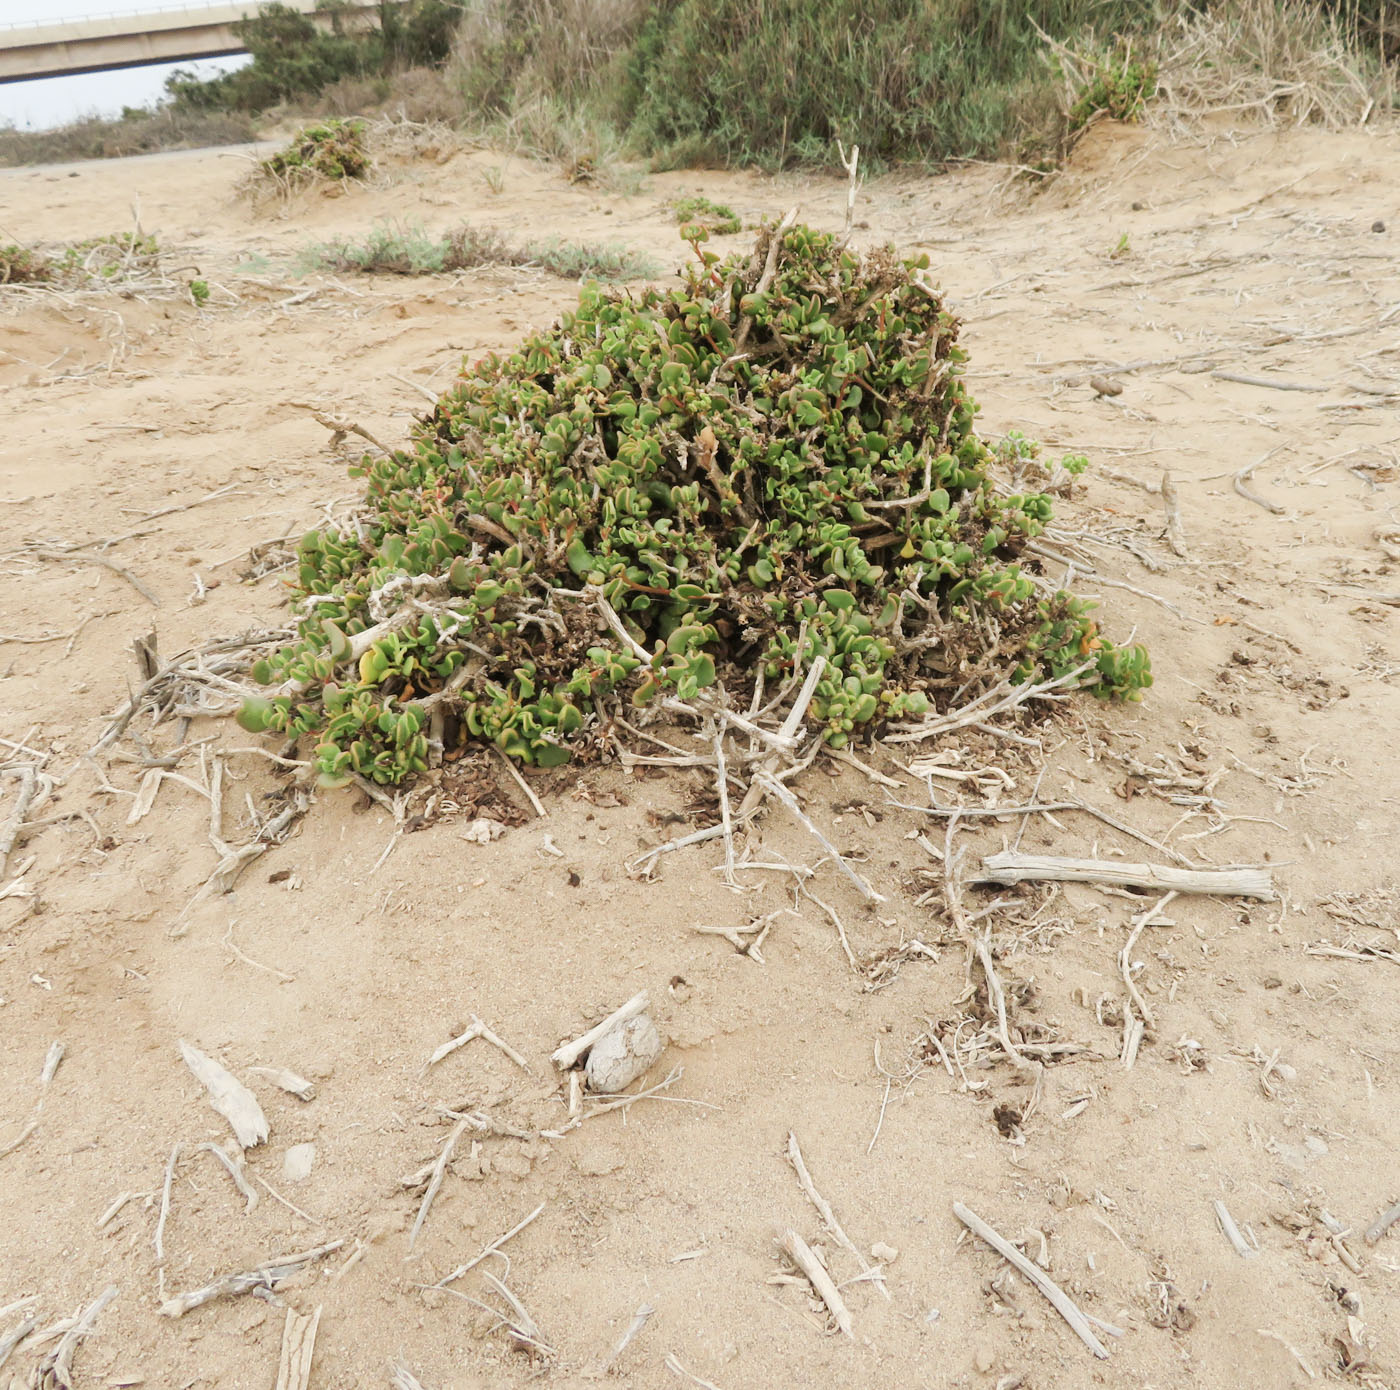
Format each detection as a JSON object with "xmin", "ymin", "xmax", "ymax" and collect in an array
[
  {"xmin": 167, "ymin": 0, "xmax": 465, "ymax": 113},
  {"xmin": 236, "ymin": 223, "xmax": 1147, "ymax": 786},
  {"xmin": 672, "ymin": 195, "xmax": 741, "ymax": 235},
  {"xmin": 620, "ymin": 0, "xmax": 1158, "ymax": 169},
  {"xmin": 0, "ymin": 244, "xmax": 52, "ymax": 284},
  {"xmin": 260, "ymin": 118, "xmax": 371, "ymax": 185},
  {"xmin": 1066, "ymin": 44, "xmax": 1159, "ymax": 130}
]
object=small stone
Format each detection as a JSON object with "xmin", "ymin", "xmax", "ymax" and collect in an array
[
  {"xmin": 871, "ymin": 1241, "xmax": 899, "ymax": 1264},
  {"xmin": 585, "ymin": 1013, "xmax": 664, "ymax": 1093},
  {"xmin": 283, "ymin": 1143, "xmax": 315, "ymax": 1183},
  {"xmin": 1372, "ymin": 220, "xmax": 1386, "ymax": 233}
]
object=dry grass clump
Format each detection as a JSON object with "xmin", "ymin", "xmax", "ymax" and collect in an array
[
  {"xmin": 299, "ymin": 221, "xmax": 658, "ymax": 281},
  {"xmin": 1150, "ymin": 0, "xmax": 1396, "ymax": 130}
]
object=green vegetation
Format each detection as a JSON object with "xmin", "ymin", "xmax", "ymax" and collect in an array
[
  {"xmin": 300, "ymin": 221, "xmax": 659, "ymax": 281},
  {"xmin": 260, "ymin": 118, "xmax": 371, "ymax": 186},
  {"xmin": 189, "ymin": 279, "xmax": 212, "ymax": 306},
  {"xmin": 0, "ymin": 232, "xmax": 168, "ymax": 290},
  {"xmin": 0, "ymin": 244, "xmax": 52, "ymax": 284},
  {"xmin": 672, "ymin": 196, "xmax": 741, "ymax": 235},
  {"xmin": 1066, "ymin": 43, "xmax": 1159, "ymax": 131},
  {"xmin": 166, "ymin": 0, "xmax": 464, "ymax": 113},
  {"xmin": 236, "ymin": 223, "xmax": 1148, "ymax": 787},
  {"xmin": 7, "ymin": 0, "xmax": 1392, "ymax": 171}
]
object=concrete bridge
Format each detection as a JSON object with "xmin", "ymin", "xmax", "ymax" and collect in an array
[{"xmin": 0, "ymin": 0, "xmax": 385, "ymax": 85}]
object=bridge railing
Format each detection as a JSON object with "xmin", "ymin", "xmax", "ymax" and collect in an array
[{"xmin": 0, "ymin": 0, "xmax": 377, "ymax": 34}]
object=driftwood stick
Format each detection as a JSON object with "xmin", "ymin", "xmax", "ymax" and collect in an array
[
  {"xmin": 1120, "ymin": 891, "xmax": 1177, "ymax": 1029},
  {"xmin": 34, "ymin": 1284, "xmax": 119, "ymax": 1390},
  {"xmin": 970, "ymin": 934, "xmax": 1035, "ymax": 1073},
  {"xmin": 0, "ymin": 1039, "xmax": 64, "ymax": 1161},
  {"xmin": 754, "ymin": 771, "xmax": 884, "ymax": 903},
  {"xmin": 0, "ymin": 1316, "xmax": 38, "ymax": 1372},
  {"xmin": 1211, "ymin": 369, "xmax": 1326, "ymax": 393},
  {"xmin": 1214, "ymin": 1200, "xmax": 1258, "ymax": 1258},
  {"xmin": 551, "ymin": 993, "xmax": 650, "ymax": 1071},
  {"xmin": 492, "ymin": 746, "xmax": 546, "ymax": 818},
  {"xmin": 953, "ymin": 1202, "xmax": 1108, "ymax": 1359},
  {"xmin": 975, "ymin": 851, "xmax": 1275, "ymax": 900},
  {"xmin": 389, "ymin": 1358, "xmax": 431, "ymax": 1390},
  {"xmin": 408, "ymin": 1119, "xmax": 468, "ymax": 1252},
  {"xmin": 274, "ymin": 1304, "xmax": 322, "ymax": 1390},
  {"xmin": 597, "ymin": 1301, "xmax": 656, "ymax": 1374},
  {"xmin": 779, "ymin": 1229, "xmax": 853, "ymax": 1338},
  {"xmin": 1160, "ymin": 471, "xmax": 1188, "ymax": 558},
  {"xmin": 0, "ymin": 766, "xmax": 38, "ymax": 881},
  {"xmin": 198, "ymin": 1142, "xmax": 258, "ymax": 1212},
  {"xmin": 431, "ymin": 1203, "xmax": 545, "ymax": 1288},
  {"xmin": 1365, "ymin": 1200, "xmax": 1400, "ymax": 1245},
  {"xmin": 428, "ymin": 1016, "xmax": 531, "ymax": 1072},
  {"xmin": 1234, "ymin": 448, "xmax": 1287, "ymax": 514},
  {"xmin": 178, "ymin": 1040, "xmax": 269, "ymax": 1147},
  {"xmin": 154, "ymin": 1143, "xmax": 180, "ymax": 1261},
  {"xmin": 714, "ymin": 735, "xmax": 737, "ymax": 889},
  {"xmin": 158, "ymin": 1241, "xmax": 343, "ymax": 1317},
  {"xmin": 787, "ymin": 1132, "xmax": 888, "ymax": 1298}
]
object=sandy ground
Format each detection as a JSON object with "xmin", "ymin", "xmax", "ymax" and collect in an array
[{"xmin": 2, "ymin": 119, "xmax": 1399, "ymax": 1390}]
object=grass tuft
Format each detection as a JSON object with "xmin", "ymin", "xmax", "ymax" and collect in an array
[{"xmin": 300, "ymin": 221, "xmax": 658, "ymax": 281}]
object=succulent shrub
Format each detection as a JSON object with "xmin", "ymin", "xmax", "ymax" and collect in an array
[
  {"xmin": 237, "ymin": 222, "xmax": 1149, "ymax": 786},
  {"xmin": 0, "ymin": 243, "xmax": 52, "ymax": 283},
  {"xmin": 672, "ymin": 195, "xmax": 741, "ymax": 236},
  {"xmin": 260, "ymin": 118, "xmax": 371, "ymax": 184}
]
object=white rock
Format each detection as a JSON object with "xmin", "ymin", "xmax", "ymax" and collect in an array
[
  {"xmin": 283, "ymin": 1143, "xmax": 316, "ymax": 1183},
  {"xmin": 584, "ymin": 1014, "xmax": 663, "ymax": 1093}
]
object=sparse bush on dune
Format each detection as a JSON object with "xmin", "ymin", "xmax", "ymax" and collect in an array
[
  {"xmin": 233, "ymin": 223, "xmax": 1149, "ymax": 787},
  {"xmin": 299, "ymin": 221, "xmax": 658, "ymax": 280}
]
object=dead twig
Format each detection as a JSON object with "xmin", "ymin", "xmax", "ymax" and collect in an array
[
  {"xmin": 778, "ymin": 1228, "xmax": 853, "ymax": 1338},
  {"xmin": 178, "ymin": 1040, "xmax": 269, "ymax": 1147},
  {"xmin": 31, "ymin": 548, "xmax": 159, "ymax": 606},
  {"xmin": 954, "ymin": 1202, "xmax": 1108, "ymax": 1358},
  {"xmin": 33, "ymin": 1285, "xmax": 119, "ymax": 1390},
  {"xmin": 1234, "ymin": 447, "xmax": 1287, "ymax": 514},
  {"xmin": 0, "ymin": 1040, "xmax": 64, "ymax": 1161},
  {"xmin": 274, "ymin": 1305, "xmax": 322, "ymax": 1390},
  {"xmin": 158, "ymin": 1241, "xmax": 343, "ymax": 1317},
  {"xmin": 597, "ymin": 1302, "xmax": 656, "ymax": 1374},
  {"xmin": 198, "ymin": 1142, "xmax": 258, "ymax": 1212},
  {"xmin": 0, "ymin": 766, "xmax": 38, "ymax": 881},
  {"xmin": 787, "ymin": 1132, "xmax": 888, "ymax": 1299},
  {"xmin": 552, "ymin": 993, "xmax": 649, "ymax": 1071},
  {"xmin": 1214, "ymin": 1200, "xmax": 1258, "ymax": 1259},
  {"xmin": 1365, "ymin": 1200, "xmax": 1400, "ymax": 1245},
  {"xmin": 154, "ymin": 1142, "xmax": 180, "ymax": 1261},
  {"xmin": 1160, "ymin": 471, "xmax": 1188, "ymax": 558},
  {"xmin": 974, "ymin": 851, "xmax": 1275, "ymax": 900},
  {"xmin": 431, "ymin": 1204, "xmax": 545, "ymax": 1289},
  {"xmin": 427, "ymin": 1016, "xmax": 531, "ymax": 1072},
  {"xmin": 408, "ymin": 1119, "xmax": 469, "ymax": 1253}
]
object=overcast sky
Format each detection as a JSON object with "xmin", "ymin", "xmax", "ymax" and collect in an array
[{"xmin": 0, "ymin": 0, "xmax": 251, "ymax": 129}]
